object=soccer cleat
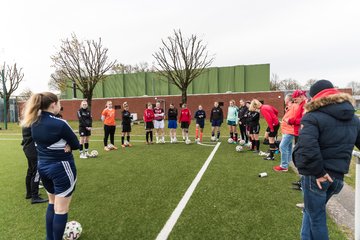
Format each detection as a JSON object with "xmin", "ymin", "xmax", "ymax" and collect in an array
[
  {"xmin": 80, "ymin": 153, "xmax": 87, "ymax": 159},
  {"xmin": 112, "ymin": 145, "xmax": 118, "ymax": 150},
  {"xmin": 128, "ymin": 143, "xmax": 132, "ymax": 147},
  {"xmin": 104, "ymin": 146, "xmax": 110, "ymax": 151},
  {"xmin": 273, "ymin": 165, "xmax": 288, "ymax": 172},
  {"xmin": 292, "ymin": 181, "xmax": 301, "ymax": 187},
  {"xmin": 296, "ymin": 203, "xmax": 304, "ymax": 208},
  {"xmin": 31, "ymin": 196, "xmax": 48, "ymax": 204},
  {"xmin": 258, "ymin": 151, "xmax": 269, "ymax": 157},
  {"xmin": 263, "ymin": 156, "xmax": 275, "ymax": 161},
  {"xmin": 121, "ymin": 144, "xmax": 126, "ymax": 148}
]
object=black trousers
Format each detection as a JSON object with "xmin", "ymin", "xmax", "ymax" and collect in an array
[
  {"xmin": 25, "ymin": 152, "xmax": 40, "ymax": 198},
  {"xmin": 104, "ymin": 125, "xmax": 116, "ymax": 146},
  {"xmin": 239, "ymin": 124, "xmax": 248, "ymax": 143}
]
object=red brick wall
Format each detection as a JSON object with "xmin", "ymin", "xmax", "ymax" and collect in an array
[{"xmin": 19, "ymin": 89, "xmax": 353, "ymax": 121}]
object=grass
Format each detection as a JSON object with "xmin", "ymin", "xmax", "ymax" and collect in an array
[{"xmin": 0, "ymin": 121, "xmax": 349, "ymax": 239}]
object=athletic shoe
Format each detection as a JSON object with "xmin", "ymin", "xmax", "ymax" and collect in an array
[
  {"xmin": 80, "ymin": 153, "xmax": 87, "ymax": 159},
  {"xmin": 25, "ymin": 194, "xmax": 31, "ymax": 199},
  {"xmin": 296, "ymin": 203, "xmax": 304, "ymax": 209},
  {"xmin": 31, "ymin": 196, "xmax": 48, "ymax": 204},
  {"xmin": 273, "ymin": 165, "xmax": 288, "ymax": 172},
  {"xmin": 263, "ymin": 156, "xmax": 275, "ymax": 160},
  {"xmin": 258, "ymin": 151, "xmax": 269, "ymax": 157},
  {"xmin": 112, "ymin": 145, "xmax": 118, "ymax": 150},
  {"xmin": 292, "ymin": 181, "xmax": 301, "ymax": 187},
  {"xmin": 128, "ymin": 143, "xmax": 132, "ymax": 147},
  {"xmin": 121, "ymin": 144, "xmax": 126, "ymax": 148},
  {"xmin": 104, "ymin": 146, "xmax": 110, "ymax": 151}
]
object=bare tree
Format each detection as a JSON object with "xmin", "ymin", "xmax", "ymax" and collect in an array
[
  {"xmin": 48, "ymin": 69, "xmax": 69, "ymax": 92},
  {"xmin": 111, "ymin": 61, "xmax": 156, "ymax": 74},
  {"xmin": 0, "ymin": 62, "xmax": 24, "ymax": 119},
  {"xmin": 153, "ymin": 29, "xmax": 214, "ymax": 104},
  {"xmin": 347, "ymin": 81, "xmax": 360, "ymax": 95},
  {"xmin": 18, "ymin": 88, "xmax": 33, "ymax": 101},
  {"xmin": 279, "ymin": 78, "xmax": 302, "ymax": 90},
  {"xmin": 303, "ymin": 79, "xmax": 317, "ymax": 90},
  {"xmin": 50, "ymin": 33, "xmax": 116, "ymax": 109},
  {"xmin": 270, "ymin": 73, "xmax": 281, "ymax": 91}
]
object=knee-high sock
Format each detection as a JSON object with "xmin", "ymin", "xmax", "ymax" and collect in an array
[
  {"xmin": 127, "ymin": 136, "xmax": 130, "ymax": 142},
  {"xmin": 53, "ymin": 213, "xmax": 68, "ymax": 240},
  {"xmin": 84, "ymin": 143, "xmax": 89, "ymax": 152},
  {"xmin": 46, "ymin": 204, "xmax": 55, "ymax": 240},
  {"xmin": 196, "ymin": 129, "xmax": 199, "ymax": 139}
]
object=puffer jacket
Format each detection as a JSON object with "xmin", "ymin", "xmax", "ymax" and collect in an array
[{"xmin": 293, "ymin": 92, "xmax": 360, "ymax": 180}]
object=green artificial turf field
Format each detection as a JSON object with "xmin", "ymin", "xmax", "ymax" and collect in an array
[{"xmin": 0, "ymin": 122, "xmax": 348, "ymax": 239}]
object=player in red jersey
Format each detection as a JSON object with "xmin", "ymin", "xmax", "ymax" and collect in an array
[
  {"xmin": 143, "ymin": 102, "xmax": 155, "ymax": 144},
  {"xmin": 179, "ymin": 103, "xmax": 191, "ymax": 141}
]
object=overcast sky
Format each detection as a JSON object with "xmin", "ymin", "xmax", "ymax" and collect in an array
[{"xmin": 0, "ymin": 0, "xmax": 359, "ymax": 94}]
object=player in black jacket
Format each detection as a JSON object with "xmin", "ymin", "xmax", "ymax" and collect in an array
[
  {"xmin": 167, "ymin": 103, "xmax": 178, "ymax": 143},
  {"xmin": 121, "ymin": 102, "xmax": 133, "ymax": 147},
  {"xmin": 22, "ymin": 127, "xmax": 48, "ymax": 204},
  {"xmin": 77, "ymin": 100, "xmax": 92, "ymax": 158},
  {"xmin": 238, "ymin": 99, "xmax": 249, "ymax": 143},
  {"xmin": 247, "ymin": 103, "xmax": 261, "ymax": 152},
  {"xmin": 210, "ymin": 102, "xmax": 223, "ymax": 141}
]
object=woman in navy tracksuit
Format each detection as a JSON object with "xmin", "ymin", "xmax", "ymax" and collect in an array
[{"xmin": 21, "ymin": 92, "xmax": 79, "ymax": 240}]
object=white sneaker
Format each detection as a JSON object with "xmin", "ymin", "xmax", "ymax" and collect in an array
[{"xmin": 80, "ymin": 153, "xmax": 87, "ymax": 159}]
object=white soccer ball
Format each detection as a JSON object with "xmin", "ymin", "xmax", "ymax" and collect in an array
[
  {"xmin": 238, "ymin": 140, "xmax": 246, "ymax": 146},
  {"xmin": 227, "ymin": 138, "xmax": 234, "ymax": 144},
  {"xmin": 185, "ymin": 139, "xmax": 191, "ymax": 145},
  {"xmin": 63, "ymin": 221, "xmax": 82, "ymax": 240},
  {"xmin": 90, "ymin": 150, "xmax": 98, "ymax": 157},
  {"xmin": 235, "ymin": 145, "xmax": 243, "ymax": 152},
  {"xmin": 211, "ymin": 136, "xmax": 216, "ymax": 141}
]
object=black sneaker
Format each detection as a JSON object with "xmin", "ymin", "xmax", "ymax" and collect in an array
[
  {"xmin": 31, "ymin": 196, "xmax": 48, "ymax": 204},
  {"xmin": 263, "ymin": 156, "xmax": 275, "ymax": 160},
  {"xmin": 292, "ymin": 181, "xmax": 301, "ymax": 187}
]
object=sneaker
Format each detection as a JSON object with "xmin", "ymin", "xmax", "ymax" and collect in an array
[
  {"xmin": 273, "ymin": 165, "xmax": 288, "ymax": 172},
  {"xmin": 263, "ymin": 156, "xmax": 275, "ymax": 160},
  {"xmin": 112, "ymin": 145, "xmax": 118, "ymax": 150},
  {"xmin": 104, "ymin": 146, "xmax": 110, "ymax": 151},
  {"xmin": 31, "ymin": 196, "xmax": 48, "ymax": 204},
  {"xmin": 128, "ymin": 143, "xmax": 132, "ymax": 147},
  {"xmin": 258, "ymin": 151, "xmax": 269, "ymax": 157},
  {"xmin": 121, "ymin": 144, "xmax": 126, "ymax": 148},
  {"xmin": 292, "ymin": 181, "xmax": 301, "ymax": 187},
  {"xmin": 80, "ymin": 153, "xmax": 87, "ymax": 159},
  {"xmin": 296, "ymin": 203, "xmax": 304, "ymax": 209}
]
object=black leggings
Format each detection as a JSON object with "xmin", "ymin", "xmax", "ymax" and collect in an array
[
  {"xmin": 104, "ymin": 125, "xmax": 116, "ymax": 146},
  {"xmin": 25, "ymin": 153, "xmax": 40, "ymax": 198},
  {"xmin": 239, "ymin": 124, "xmax": 248, "ymax": 143}
]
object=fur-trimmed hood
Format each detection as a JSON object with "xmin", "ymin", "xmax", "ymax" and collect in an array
[{"xmin": 305, "ymin": 92, "xmax": 356, "ymax": 121}]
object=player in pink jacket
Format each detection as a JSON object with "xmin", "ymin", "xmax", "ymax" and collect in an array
[{"xmin": 179, "ymin": 103, "xmax": 191, "ymax": 141}]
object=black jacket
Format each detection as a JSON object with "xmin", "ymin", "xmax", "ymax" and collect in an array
[
  {"xmin": 238, "ymin": 106, "xmax": 249, "ymax": 125},
  {"xmin": 77, "ymin": 108, "xmax": 92, "ymax": 128},
  {"xmin": 247, "ymin": 111, "xmax": 260, "ymax": 127},
  {"xmin": 21, "ymin": 127, "xmax": 37, "ymax": 159},
  {"xmin": 210, "ymin": 107, "xmax": 223, "ymax": 122},
  {"xmin": 293, "ymin": 92, "xmax": 360, "ymax": 180},
  {"xmin": 122, "ymin": 110, "xmax": 132, "ymax": 126},
  {"xmin": 168, "ymin": 108, "xmax": 178, "ymax": 120}
]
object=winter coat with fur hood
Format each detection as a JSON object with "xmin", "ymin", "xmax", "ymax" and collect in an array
[{"xmin": 293, "ymin": 91, "xmax": 360, "ymax": 180}]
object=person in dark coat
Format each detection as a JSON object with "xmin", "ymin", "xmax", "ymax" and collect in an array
[
  {"xmin": 293, "ymin": 79, "xmax": 360, "ymax": 240},
  {"xmin": 22, "ymin": 127, "xmax": 48, "ymax": 204}
]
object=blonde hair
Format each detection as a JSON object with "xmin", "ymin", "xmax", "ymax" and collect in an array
[
  {"xmin": 21, "ymin": 92, "xmax": 58, "ymax": 127},
  {"xmin": 80, "ymin": 100, "xmax": 87, "ymax": 107},
  {"xmin": 249, "ymin": 99, "xmax": 262, "ymax": 111}
]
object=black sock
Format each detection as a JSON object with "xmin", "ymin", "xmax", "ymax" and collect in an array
[
  {"xmin": 230, "ymin": 132, "xmax": 233, "ymax": 138},
  {"xmin": 79, "ymin": 144, "xmax": 83, "ymax": 151},
  {"xmin": 217, "ymin": 131, "xmax": 220, "ymax": 139},
  {"xmin": 256, "ymin": 140, "xmax": 260, "ymax": 150},
  {"xmin": 234, "ymin": 133, "xmax": 238, "ymax": 141},
  {"xmin": 212, "ymin": 132, "xmax": 215, "ymax": 137},
  {"xmin": 53, "ymin": 213, "xmax": 68, "ymax": 240},
  {"xmin": 251, "ymin": 140, "xmax": 255, "ymax": 150},
  {"xmin": 127, "ymin": 136, "xmax": 130, "ymax": 142},
  {"xmin": 46, "ymin": 204, "xmax": 54, "ymax": 240},
  {"xmin": 121, "ymin": 136, "xmax": 124, "ymax": 144},
  {"xmin": 269, "ymin": 150, "xmax": 274, "ymax": 158},
  {"xmin": 150, "ymin": 131, "xmax": 153, "ymax": 142},
  {"xmin": 146, "ymin": 132, "xmax": 149, "ymax": 142}
]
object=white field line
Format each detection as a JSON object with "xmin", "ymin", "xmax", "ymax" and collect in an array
[{"xmin": 156, "ymin": 142, "xmax": 221, "ymax": 240}]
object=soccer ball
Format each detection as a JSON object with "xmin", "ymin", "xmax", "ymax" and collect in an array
[
  {"xmin": 235, "ymin": 145, "xmax": 243, "ymax": 152},
  {"xmin": 185, "ymin": 139, "xmax": 191, "ymax": 145},
  {"xmin": 63, "ymin": 221, "xmax": 82, "ymax": 240},
  {"xmin": 90, "ymin": 150, "xmax": 98, "ymax": 157},
  {"xmin": 210, "ymin": 136, "xmax": 216, "ymax": 141},
  {"xmin": 238, "ymin": 139, "xmax": 246, "ymax": 146},
  {"xmin": 227, "ymin": 138, "xmax": 234, "ymax": 144}
]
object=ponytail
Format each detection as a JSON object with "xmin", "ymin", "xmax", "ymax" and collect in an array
[{"xmin": 21, "ymin": 92, "xmax": 58, "ymax": 127}]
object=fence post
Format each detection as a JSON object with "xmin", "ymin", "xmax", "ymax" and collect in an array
[{"xmin": 352, "ymin": 151, "xmax": 360, "ymax": 240}]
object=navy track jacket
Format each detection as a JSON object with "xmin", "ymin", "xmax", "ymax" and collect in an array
[{"xmin": 32, "ymin": 111, "xmax": 80, "ymax": 161}]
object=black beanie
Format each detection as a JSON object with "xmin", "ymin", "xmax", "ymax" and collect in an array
[{"xmin": 309, "ymin": 80, "xmax": 334, "ymax": 97}]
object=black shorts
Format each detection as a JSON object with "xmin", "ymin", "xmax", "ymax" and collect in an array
[
  {"xmin": 196, "ymin": 121, "xmax": 205, "ymax": 129},
  {"xmin": 181, "ymin": 122, "xmax": 189, "ymax": 129},
  {"xmin": 122, "ymin": 124, "xmax": 131, "ymax": 133},
  {"xmin": 79, "ymin": 127, "xmax": 91, "ymax": 137},
  {"xmin": 145, "ymin": 122, "xmax": 154, "ymax": 130},
  {"xmin": 249, "ymin": 125, "xmax": 260, "ymax": 134},
  {"xmin": 267, "ymin": 124, "xmax": 280, "ymax": 138}
]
